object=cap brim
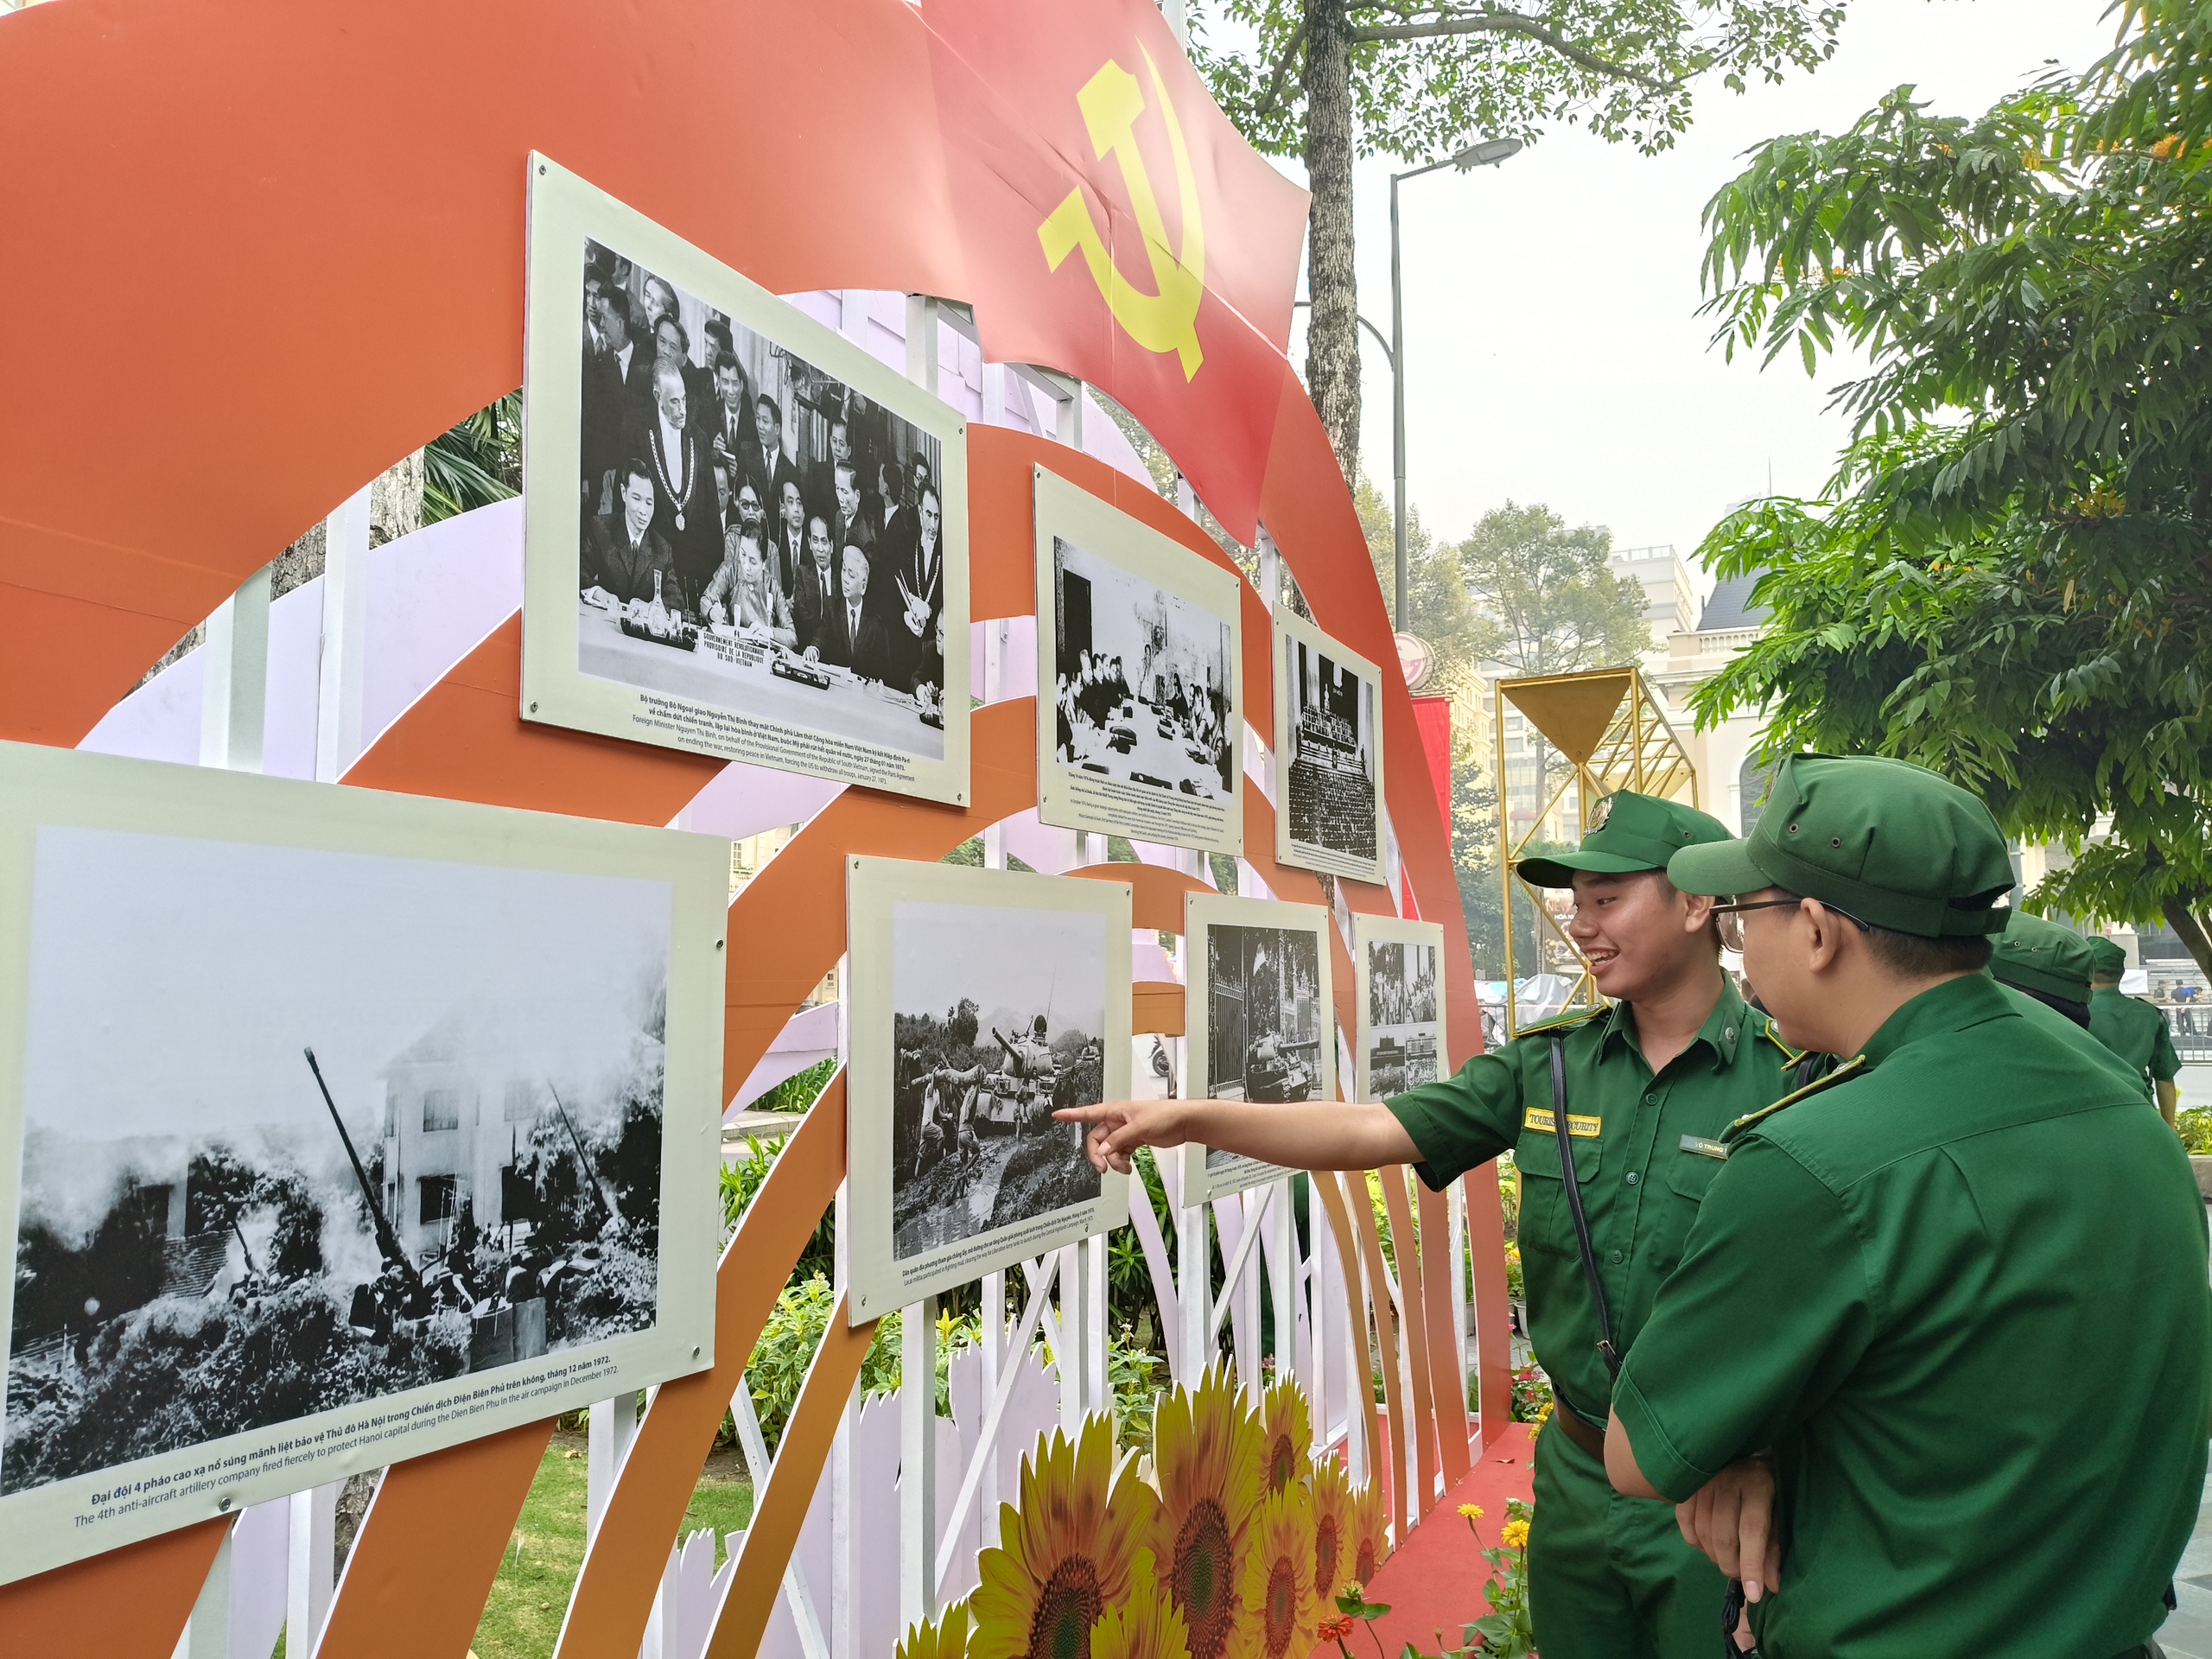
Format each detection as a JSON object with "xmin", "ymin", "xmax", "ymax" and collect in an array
[
  {"xmin": 1665, "ymin": 838, "xmax": 1772, "ymax": 898},
  {"xmin": 1514, "ymin": 849, "xmax": 1662, "ymax": 888}
]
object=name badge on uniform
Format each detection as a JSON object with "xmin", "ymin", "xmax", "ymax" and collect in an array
[
  {"xmin": 1679, "ymin": 1135, "xmax": 1729, "ymax": 1161},
  {"xmin": 1524, "ymin": 1107, "xmax": 1601, "ymax": 1139}
]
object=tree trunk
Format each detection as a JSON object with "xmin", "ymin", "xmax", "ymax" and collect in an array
[
  {"xmin": 1302, "ymin": 0, "xmax": 1360, "ymax": 485},
  {"xmin": 2161, "ymin": 893, "xmax": 2212, "ymax": 981}
]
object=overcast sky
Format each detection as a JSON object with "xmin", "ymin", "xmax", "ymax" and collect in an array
[
  {"xmin": 1275, "ymin": 0, "xmax": 2120, "ymax": 585},
  {"xmin": 21, "ymin": 827, "xmax": 671, "ymax": 1141},
  {"xmin": 893, "ymin": 899, "xmax": 1108, "ymax": 1038}
]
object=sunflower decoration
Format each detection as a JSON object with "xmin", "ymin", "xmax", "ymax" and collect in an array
[
  {"xmin": 1234, "ymin": 1480, "xmax": 1315, "ymax": 1659},
  {"xmin": 973, "ymin": 1414, "xmax": 1159, "ymax": 1659},
  {"xmin": 1256, "ymin": 1378, "xmax": 1312, "ymax": 1495},
  {"xmin": 899, "ymin": 1601, "xmax": 971, "ymax": 1659},
  {"xmin": 1307, "ymin": 1454, "xmax": 1355, "ymax": 1611},
  {"xmin": 1090, "ymin": 1548, "xmax": 1192, "ymax": 1659},
  {"xmin": 1150, "ymin": 1365, "xmax": 1267, "ymax": 1659},
  {"xmin": 1348, "ymin": 1475, "xmax": 1392, "ymax": 1586}
]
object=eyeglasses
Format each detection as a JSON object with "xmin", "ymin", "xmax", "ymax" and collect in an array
[{"xmin": 1710, "ymin": 897, "xmax": 1804, "ymax": 952}]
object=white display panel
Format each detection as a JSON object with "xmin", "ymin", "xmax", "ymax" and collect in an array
[
  {"xmin": 1272, "ymin": 607, "xmax": 1384, "ymax": 886},
  {"xmin": 843, "ymin": 859, "xmax": 1131, "ymax": 1322},
  {"xmin": 0, "ymin": 741, "xmax": 727, "ymax": 1583},
  {"xmin": 1033, "ymin": 465, "xmax": 1243, "ymax": 857},
  {"xmin": 1179, "ymin": 892, "xmax": 1336, "ymax": 1204},
  {"xmin": 1352, "ymin": 914, "xmax": 1446, "ymax": 1101},
  {"xmin": 522, "ymin": 153, "xmax": 970, "ymax": 805}
]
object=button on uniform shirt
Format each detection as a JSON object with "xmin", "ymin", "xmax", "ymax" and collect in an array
[
  {"xmin": 1385, "ymin": 978, "xmax": 1802, "ymax": 1421},
  {"xmin": 1611, "ymin": 974, "xmax": 2211, "ymax": 1659},
  {"xmin": 2089, "ymin": 985, "xmax": 2183, "ymax": 1097}
]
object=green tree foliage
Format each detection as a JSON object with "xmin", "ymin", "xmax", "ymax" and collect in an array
[
  {"xmin": 424, "ymin": 391, "xmax": 522, "ymax": 524},
  {"xmin": 1355, "ymin": 472, "xmax": 1498, "ymax": 669},
  {"xmin": 1189, "ymin": 0, "xmax": 1846, "ymax": 479},
  {"xmin": 1688, "ymin": 2, "xmax": 2212, "ymax": 973},
  {"xmin": 1458, "ymin": 501, "xmax": 1652, "ymax": 674}
]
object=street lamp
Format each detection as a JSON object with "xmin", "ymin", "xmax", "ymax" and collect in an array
[{"xmin": 1388, "ymin": 136, "xmax": 1522, "ymax": 626}]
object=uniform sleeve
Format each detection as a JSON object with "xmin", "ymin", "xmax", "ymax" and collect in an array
[
  {"xmin": 1610, "ymin": 1139, "xmax": 1878, "ymax": 1501},
  {"xmin": 2152, "ymin": 1016, "xmax": 2183, "ymax": 1083},
  {"xmin": 1384, "ymin": 1047, "xmax": 1523, "ymax": 1191}
]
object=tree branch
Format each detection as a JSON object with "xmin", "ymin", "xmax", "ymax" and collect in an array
[
  {"xmin": 1250, "ymin": 20, "xmax": 1309, "ymax": 125},
  {"xmin": 1346, "ymin": 9, "xmax": 1678, "ymax": 93}
]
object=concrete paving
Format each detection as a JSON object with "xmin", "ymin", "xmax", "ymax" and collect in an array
[{"xmin": 2161, "ymin": 1084, "xmax": 2212, "ymax": 1659}]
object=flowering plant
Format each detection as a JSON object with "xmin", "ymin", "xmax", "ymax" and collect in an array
[
  {"xmin": 1509, "ymin": 1366, "xmax": 1553, "ymax": 1426},
  {"xmin": 1459, "ymin": 1499, "xmax": 1537, "ymax": 1657}
]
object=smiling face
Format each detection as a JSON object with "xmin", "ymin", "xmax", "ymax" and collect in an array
[
  {"xmin": 1566, "ymin": 870, "xmax": 1718, "ymax": 1004},
  {"xmin": 715, "ymin": 359, "xmax": 744, "ymax": 414}
]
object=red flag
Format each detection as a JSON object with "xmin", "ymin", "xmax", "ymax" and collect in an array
[{"xmin": 925, "ymin": 0, "xmax": 1308, "ymax": 543}]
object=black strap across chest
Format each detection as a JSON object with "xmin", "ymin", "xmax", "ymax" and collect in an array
[{"xmin": 1550, "ymin": 1035, "xmax": 1621, "ymax": 1378}]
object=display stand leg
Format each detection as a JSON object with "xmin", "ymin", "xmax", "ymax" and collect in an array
[
  {"xmin": 199, "ymin": 565, "xmax": 270, "ymax": 772},
  {"xmin": 1448, "ymin": 1184, "xmax": 1471, "ymax": 1433},
  {"xmin": 1056, "ymin": 1243, "xmax": 1085, "ymax": 1434},
  {"xmin": 1268, "ymin": 1176, "xmax": 1295, "ymax": 1391},
  {"xmin": 1177, "ymin": 1185, "xmax": 1210, "ymax": 1386},
  {"xmin": 314, "ymin": 486, "xmax": 372, "ymax": 783},
  {"xmin": 899, "ymin": 1293, "xmax": 938, "ymax": 1631},
  {"xmin": 978, "ymin": 1269, "xmax": 1004, "ymax": 1547},
  {"xmin": 172, "ymin": 1518, "xmax": 232, "ymax": 1659},
  {"xmin": 586, "ymin": 1392, "xmax": 636, "ymax": 1540},
  {"xmin": 285, "ymin": 1481, "xmax": 337, "ymax": 1657}
]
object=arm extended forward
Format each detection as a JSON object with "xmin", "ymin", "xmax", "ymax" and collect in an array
[{"xmin": 1051, "ymin": 1096, "xmax": 1419, "ymax": 1175}]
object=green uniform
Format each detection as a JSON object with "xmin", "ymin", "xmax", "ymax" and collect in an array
[
  {"xmin": 2090, "ymin": 986, "xmax": 2182, "ymax": 1097},
  {"xmin": 1989, "ymin": 912, "xmax": 2150, "ymax": 1093},
  {"xmin": 1384, "ymin": 789, "xmax": 1807, "ymax": 1659},
  {"xmin": 1624, "ymin": 754, "xmax": 2212, "ymax": 1659}
]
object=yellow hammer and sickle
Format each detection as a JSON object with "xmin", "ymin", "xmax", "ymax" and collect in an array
[{"xmin": 1038, "ymin": 45, "xmax": 1206, "ymax": 380}]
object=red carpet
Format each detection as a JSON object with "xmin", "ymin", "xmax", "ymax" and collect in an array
[{"xmin": 1311, "ymin": 1424, "xmax": 1541, "ymax": 1659}]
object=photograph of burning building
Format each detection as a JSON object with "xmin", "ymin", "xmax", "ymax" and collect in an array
[
  {"xmin": 2, "ymin": 824, "xmax": 676, "ymax": 1498},
  {"xmin": 1356, "ymin": 918, "xmax": 1444, "ymax": 1101},
  {"xmin": 1183, "ymin": 893, "xmax": 1336, "ymax": 1203},
  {"xmin": 1274, "ymin": 613, "xmax": 1383, "ymax": 885},
  {"xmin": 843, "ymin": 859, "xmax": 1130, "ymax": 1322}
]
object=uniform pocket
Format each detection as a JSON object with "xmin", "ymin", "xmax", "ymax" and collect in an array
[
  {"xmin": 1516, "ymin": 1128, "xmax": 1602, "ymax": 1255},
  {"xmin": 1664, "ymin": 1147, "xmax": 1723, "ymax": 1204}
]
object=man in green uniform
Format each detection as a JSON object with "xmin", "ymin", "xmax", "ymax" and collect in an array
[
  {"xmin": 1602, "ymin": 754, "xmax": 2210, "ymax": 1659},
  {"xmin": 2088, "ymin": 936, "xmax": 2183, "ymax": 1125},
  {"xmin": 1057, "ymin": 791, "xmax": 1820, "ymax": 1659},
  {"xmin": 1990, "ymin": 911, "xmax": 2098, "ymax": 1027}
]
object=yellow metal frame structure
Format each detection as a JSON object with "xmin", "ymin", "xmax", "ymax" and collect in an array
[{"xmin": 1493, "ymin": 667, "xmax": 1697, "ymax": 1036}]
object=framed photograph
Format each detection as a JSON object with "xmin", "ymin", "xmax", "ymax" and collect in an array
[
  {"xmin": 1353, "ymin": 916, "xmax": 1446, "ymax": 1101},
  {"xmin": 0, "ymin": 742, "xmax": 726, "ymax": 1583},
  {"xmin": 1180, "ymin": 893, "xmax": 1335, "ymax": 1204},
  {"xmin": 844, "ymin": 860, "xmax": 1131, "ymax": 1321},
  {"xmin": 521, "ymin": 153, "xmax": 971, "ymax": 806},
  {"xmin": 1272, "ymin": 609, "xmax": 1384, "ymax": 885},
  {"xmin": 1033, "ymin": 465, "xmax": 1242, "ymax": 856}
]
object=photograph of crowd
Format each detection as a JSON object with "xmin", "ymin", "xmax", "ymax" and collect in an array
[
  {"xmin": 887, "ymin": 900, "xmax": 1107, "ymax": 1262},
  {"xmin": 1276, "ymin": 620, "xmax": 1382, "ymax": 882},
  {"xmin": 1362, "ymin": 931, "xmax": 1440, "ymax": 1097},
  {"xmin": 1049, "ymin": 535, "xmax": 1233, "ymax": 802},
  {"xmin": 2, "ymin": 827, "xmax": 675, "ymax": 1497}
]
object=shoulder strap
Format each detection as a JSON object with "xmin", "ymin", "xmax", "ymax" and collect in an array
[
  {"xmin": 1550, "ymin": 1036, "xmax": 1620, "ymax": 1378},
  {"xmin": 1723, "ymin": 1052, "xmax": 1869, "ymax": 1145}
]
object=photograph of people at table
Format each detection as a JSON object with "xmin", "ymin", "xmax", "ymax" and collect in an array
[{"xmin": 572, "ymin": 238, "xmax": 950, "ymax": 749}]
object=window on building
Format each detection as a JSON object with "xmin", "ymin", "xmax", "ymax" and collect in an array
[
  {"xmin": 422, "ymin": 1089, "xmax": 460, "ymax": 1133},
  {"xmin": 419, "ymin": 1174, "xmax": 456, "ymax": 1225},
  {"xmin": 503, "ymin": 1079, "xmax": 539, "ymax": 1122}
]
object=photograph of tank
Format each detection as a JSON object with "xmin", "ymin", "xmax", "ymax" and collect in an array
[
  {"xmin": 1357, "ymin": 918, "xmax": 1443, "ymax": 1100},
  {"xmin": 2, "ymin": 826, "xmax": 673, "ymax": 1498},
  {"xmin": 1274, "ymin": 612, "xmax": 1383, "ymax": 884},
  {"xmin": 887, "ymin": 901, "xmax": 1108, "ymax": 1260},
  {"xmin": 1183, "ymin": 893, "xmax": 1336, "ymax": 1202},
  {"xmin": 1033, "ymin": 465, "xmax": 1242, "ymax": 855}
]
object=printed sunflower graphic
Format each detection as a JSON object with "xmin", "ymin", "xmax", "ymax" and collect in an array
[
  {"xmin": 899, "ymin": 1601, "xmax": 972, "ymax": 1659},
  {"xmin": 1150, "ymin": 1366, "xmax": 1267, "ymax": 1659},
  {"xmin": 973, "ymin": 1416, "xmax": 1159, "ymax": 1659},
  {"xmin": 1257, "ymin": 1378, "xmax": 1312, "ymax": 1494},
  {"xmin": 1307, "ymin": 1453, "xmax": 1354, "ymax": 1610},
  {"xmin": 1348, "ymin": 1476, "xmax": 1391, "ymax": 1586},
  {"xmin": 1090, "ymin": 1548, "xmax": 1192, "ymax": 1659},
  {"xmin": 1234, "ymin": 1481, "xmax": 1314, "ymax": 1659}
]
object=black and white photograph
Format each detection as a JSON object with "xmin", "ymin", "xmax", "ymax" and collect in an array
[
  {"xmin": 1355, "ymin": 916, "xmax": 1445, "ymax": 1101},
  {"xmin": 522, "ymin": 156, "xmax": 970, "ymax": 806},
  {"xmin": 0, "ymin": 744, "xmax": 724, "ymax": 1581},
  {"xmin": 843, "ymin": 860, "xmax": 1129, "ymax": 1321},
  {"xmin": 1273, "ymin": 611, "xmax": 1384, "ymax": 885},
  {"xmin": 1180, "ymin": 893, "xmax": 1335, "ymax": 1203},
  {"xmin": 1033, "ymin": 466, "xmax": 1242, "ymax": 855}
]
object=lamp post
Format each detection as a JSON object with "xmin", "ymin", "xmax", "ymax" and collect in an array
[{"xmin": 1388, "ymin": 136, "xmax": 1522, "ymax": 627}]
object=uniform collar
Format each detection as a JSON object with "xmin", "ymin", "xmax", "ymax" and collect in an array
[
  {"xmin": 1603, "ymin": 975, "xmax": 1750, "ymax": 1072},
  {"xmin": 1859, "ymin": 971, "xmax": 2017, "ymax": 1068}
]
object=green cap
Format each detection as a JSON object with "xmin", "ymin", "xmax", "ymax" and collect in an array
[
  {"xmin": 1990, "ymin": 912, "xmax": 2094, "ymax": 1003},
  {"xmin": 1665, "ymin": 754, "xmax": 2014, "ymax": 938},
  {"xmin": 1514, "ymin": 791, "xmax": 1734, "ymax": 888},
  {"xmin": 2087, "ymin": 936, "xmax": 2128, "ymax": 977}
]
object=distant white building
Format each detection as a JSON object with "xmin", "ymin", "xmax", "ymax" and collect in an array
[
  {"xmin": 1648, "ymin": 570, "xmax": 1776, "ymax": 835},
  {"xmin": 377, "ymin": 1019, "xmax": 543, "ymax": 1262},
  {"xmin": 1609, "ymin": 545, "xmax": 1700, "ymax": 666}
]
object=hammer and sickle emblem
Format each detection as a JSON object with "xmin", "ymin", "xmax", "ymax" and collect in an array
[{"xmin": 1038, "ymin": 45, "xmax": 1206, "ymax": 380}]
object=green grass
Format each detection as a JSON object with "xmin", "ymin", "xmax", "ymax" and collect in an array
[{"xmin": 463, "ymin": 1428, "xmax": 755, "ymax": 1659}]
